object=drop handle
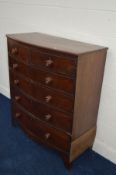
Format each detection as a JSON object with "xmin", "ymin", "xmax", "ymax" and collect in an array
[
  {"xmin": 45, "ymin": 95, "xmax": 52, "ymax": 103},
  {"xmin": 15, "ymin": 113, "xmax": 21, "ymax": 118},
  {"xmin": 44, "ymin": 133, "xmax": 51, "ymax": 140},
  {"xmin": 45, "ymin": 59, "xmax": 53, "ymax": 67},
  {"xmin": 45, "ymin": 114, "xmax": 52, "ymax": 121},
  {"xmin": 14, "ymin": 79, "xmax": 19, "ymax": 85},
  {"xmin": 13, "ymin": 63, "xmax": 18, "ymax": 69},
  {"xmin": 45, "ymin": 77, "xmax": 52, "ymax": 84},
  {"xmin": 15, "ymin": 96, "xmax": 21, "ymax": 101},
  {"xmin": 11, "ymin": 47, "xmax": 18, "ymax": 55}
]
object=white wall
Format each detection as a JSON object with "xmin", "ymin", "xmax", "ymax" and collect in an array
[{"xmin": 0, "ymin": 0, "xmax": 116, "ymax": 164}]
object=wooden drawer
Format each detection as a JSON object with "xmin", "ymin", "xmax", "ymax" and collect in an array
[
  {"xmin": 9, "ymin": 58, "xmax": 75, "ymax": 94},
  {"xmin": 11, "ymin": 88, "xmax": 72, "ymax": 133},
  {"xmin": 13, "ymin": 104, "xmax": 70, "ymax": 152},
  {"xmin": 30, "ymin": 49, "xmax": 76, "ymax": 77},
  {"xmin": 10, "ymin": 71, "xmax": 74, "ymax": 113},
  {"xmin": 8, "ymin": 39, "xmax": 30, "ymax": 63}
]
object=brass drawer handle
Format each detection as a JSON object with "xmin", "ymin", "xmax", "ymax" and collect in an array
[
  {"xmin": 15, "ymin": 96, "xmax": 21, "ymax": 101},
  {"xmin": 45, "ymin": 95, "xmax": 52, "ymax": 103},
  {"xmin": 11, "ymin": 47, "xmax": 18, "ymax": 55},
  {"xmin": 45, "ymin": 133, "xmax": 51, "ymax": 140},
  {"xmin": 13, "ymin": 63, "xmax": 18, "ymax": 69},
  {"xmin": 14, "ymin": 79, "xmax": 19, "ymax": 85},
  {"xmin": 45, "ymin": 59, "xmax": 53, "ymax": 67},
  {"xmin": 45, "ymin": 77, "xmax": 52, "ymax": 84},
  {"xmin": 15, "ymin": 113, "xmax": 21, "ymax": 118},
  {"xmin": 45, "ymin": 114, "xmax": 52, "ymax": 121}
]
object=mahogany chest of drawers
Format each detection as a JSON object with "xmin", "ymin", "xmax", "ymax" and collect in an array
[{"xmin": 7, "ymin": 32, "xmax": 108, "ymax": 168}]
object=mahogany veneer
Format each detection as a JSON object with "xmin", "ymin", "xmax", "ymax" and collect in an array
[{"xmin": 7, "ymin": 32, "xmax": 108, "ymax": 168}]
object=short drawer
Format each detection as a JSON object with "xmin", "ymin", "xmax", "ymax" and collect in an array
[
  {"xmin": 10, "ymin": 71, "xmax": 74, "ymax": 113},
  {"xmin": 11, "ymin": 88, "xmax": 72, "ymax": 133},
  {"xmin": 9, "ymin": 58, "xmax": 75, "ymax": 94},
  {"xmin": 8, "ymin": 39, "xmax": 30, "ymax": 63},
  {"xmin": 13, "ymin": 105, "xmax": 70, "ymax": 152},
  {"xmin": 30, "ymin": 49, "xmax": 76, "ymax": 77}
]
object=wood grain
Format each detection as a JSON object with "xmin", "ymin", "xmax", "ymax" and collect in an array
[
  {"xmin": 13, "ymin": 104, "xmax": 71, "ymax": 152},
  {"xmin": 10, "ymin": 71, "xmax": 74, "ymax": 113},
  {"xmin": 7, "ymin": 33, "xmax": 108, "ymax": 168},
  {"xmin": 72, "ymin": 49, "xmax": 107, "ymax": 140},
  {"xmin": 9, "ymin": 57, "xmax": 75, "ymax": 94},
  {"xmin": 70, "ymin": 127, "xmax": 96, "ymax": 162},
  {"xmin": 31, "ymin": 48, "xmax": 76, "ymax": 77},
  {"xmin": 7, "ymin": 32, "xmax": 106, "ymax": 55},
  {"xmin": 8, "ymin": 39, "xmax": 30, "ymax": 63},
  {"xmin": 11, "ymin": 87, "xmax": 73, "ymax": 133}
]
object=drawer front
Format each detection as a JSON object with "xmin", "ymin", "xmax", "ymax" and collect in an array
[
  {"xmin": 10, "ymin": 71, "xmax": 74, "ymax": 113},
  {"xmin": 13, "ymin": 104, "xmax": 70, "ymax": 152},
  {"xmin": 11, "ymin": 88, "xmax": 72, "ymax": 133},
  {"xmin": 8, "ymin": 39, "xmax": 30, "ymax": 63},
  {"xmin": 31, "ymin": 49, "xmax": 76, "ymax": 77},
  {"xmin": 9, "ymin": 58, "xmax": 75, "ymax": 94}
]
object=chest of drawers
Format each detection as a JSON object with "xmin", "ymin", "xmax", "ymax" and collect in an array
[{"xmin": 7, "ymin": 32, "xmax": 108, "ymax": 168}]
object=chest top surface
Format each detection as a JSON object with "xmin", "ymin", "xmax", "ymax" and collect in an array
[{"xmin": 6, "ymin": 32, "xmax": 107, "ymax": 56}]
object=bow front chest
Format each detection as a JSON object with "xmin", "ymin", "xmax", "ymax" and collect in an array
[{"xmin": 7, "ymin": 32, "xmax": 108, "ymax": 168}]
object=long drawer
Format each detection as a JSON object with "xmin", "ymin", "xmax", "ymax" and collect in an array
[
  {"xmin": 13, "ymin": 104, "xmax": 70, "ymax": 152},
  {"xmin": 10, "ymin": 71, "xmax": 74, "ymax": 113},
  {"xmin": 9, "ymin": 57, "xmax": 75, "ymax": 94},
  {"xmin": 11, "ymin": 87, "xmax": 72, "ymax": 133}
]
